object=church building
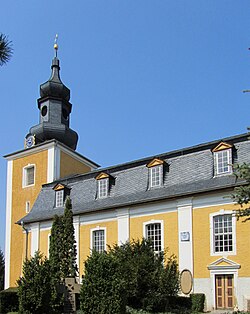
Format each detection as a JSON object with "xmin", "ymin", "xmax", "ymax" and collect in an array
[{"xmin": 4, "ymin": 47, "xmax": 250, "ymax": 311}]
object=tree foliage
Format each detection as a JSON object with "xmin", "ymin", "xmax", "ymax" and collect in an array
[
  {"xmin": 80, "ymin": 251, "xmax": 126, "ymax": 314},
  {"xmin": 80, "ymin": 239, "xmax": 179, "ymax": 313},
  {"xmin": 232, "ymin": 163, "xmax": 250, "ymax": 220},
  {"xmin": 61, "ymin": 197, "xmax": 78, "ymax": 278},
  {"xmin": 49, "ymin": 196, "xmax": 78, "ymax": 279},
  {"xmin": 0, "ymin": 248, "xmax": 4, "ymax": 291},
  {"xmin": 0, "ymin": 33, "xmax": 13, "ymax": 66},
  {"xmin": 17, "ymin": 252, "xmax": 53, "ymax": 314}
]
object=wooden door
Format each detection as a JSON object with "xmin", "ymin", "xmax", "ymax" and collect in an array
[{"xmin": 215, "ymin": 275, "xmax": 234, "ymax": 309}]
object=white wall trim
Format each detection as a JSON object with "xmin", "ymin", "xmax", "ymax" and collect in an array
[
  {"xmin": 178, "ymin": 202, "xmax": 193, "ymax": 276},
  {"xmin": 4, "ymin": 160, "xmax": 13, "ymax": 289},
  {"xmin": 73, "ymin": 216, "xmax": 80, "ymax": 272},
  {"xmin": 116, "ymin": 208, "xmax": 130, "ymax": 245},
  {"xmin": 30, "ymin": 223, "xmax": 40, "ymax": 257},
  {"xmin": 47, "ymin": 147, "xmax": 55, "ymax": 183}
]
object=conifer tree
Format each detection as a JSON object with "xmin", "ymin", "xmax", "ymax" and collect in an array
[
  {"xmin": 61, "ymin": 196, "xmax": 78, "ymax": 278},
  {"xmin": 49, "ymin": 214, "xmax": 64, "ymax": 279},
  {"xmin": 0, "ymin": 248, "xmax": 4, "ymax": 291}
]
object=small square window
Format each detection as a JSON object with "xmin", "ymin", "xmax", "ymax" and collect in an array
[
  {"xmin": 55, "ymin": 190, "xmax": 64, "ymax": 207},
  {"xmin": 98, "ymin": 179, "xmax": 108, "ymax": 198},
  {"xmin": 150, "ymin": 165, "xmax": 162, "ymax": 188},
  {"xmin": 23, "ymin": 165, "xmax": 35, "ymax": 187}
]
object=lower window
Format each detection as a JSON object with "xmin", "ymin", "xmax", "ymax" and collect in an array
[
  {"xmin": 145, "ymin": 222, "xmax": 162, "ymax": 254},
  {"xmin": 92, "ymin": 229, "xmax": 105, "ymax": 253}
]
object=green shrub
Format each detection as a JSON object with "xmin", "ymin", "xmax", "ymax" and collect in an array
[
  {"xmin": 190, "ymin": 293, "xmax": 205, "ymax": 312},
  {"xmin": 80, "ymin": 251, "xmax": 126, "ymax": 314},
  {"xmin": 0, "ymin": 288, "xmax": 18, "ymax": 314},
  {"xmin": 17, "ymin": 252, "xmax": 56, "ymax": 314}
]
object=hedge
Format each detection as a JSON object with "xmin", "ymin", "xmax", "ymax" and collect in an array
[
  {"xmin": 190, "ymin": 293, "xmax": 205, "ymax": 312},
  {"xmin": 0, "ymin": 287, "xmax": 19, "ymax": 314}
]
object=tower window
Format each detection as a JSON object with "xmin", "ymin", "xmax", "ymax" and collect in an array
[
  {"xmin": 41, "ymin": 105, "xmax": 47, "ymax": 117},
  {"xmin": 25, "ymin": 201, "xmax": 30, "ymax": 213},
  {"xmin": 23, "ymin": 165, "xmax": 35, "ymax": 187}
]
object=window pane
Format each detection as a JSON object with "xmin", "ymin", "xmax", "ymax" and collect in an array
[
  {"xmin": 146, "ymin": 223, "xmax": 162, "ymax": 253},
  {"xmin": 93, "ymin": 230, "xmax": 105, "ymax": 253},
  {"xmin": 150, "ymin": 166, "xmax": 162, "ymax": 187},
  {"xmin": 25, "ymin": 166, "xmax": 35, "ymax": 186},
  {"xmin": 213, "ymin": 215, "xmax": 233, "ymax": 253},
  {"xmin": 216, "ymin": 150, "xmax": 231, "ymax": 175},
  {"xmin": 98, "ymin": 179, "xmax": 108, "ymax": 198},
  {"xmin": 55, "ymin": 190, "xmax": 64, "ymax": 207}
]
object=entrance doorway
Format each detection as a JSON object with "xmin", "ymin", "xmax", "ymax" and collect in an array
[{"xmin": 215, "ymin": 274, "xmax": 234, "ymax": 309}]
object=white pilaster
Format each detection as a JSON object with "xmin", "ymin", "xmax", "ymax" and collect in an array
[
  {"xmin": 47, "ymin": 144, "xmax": 60, "ymax": 182},
  {"xmin": 30, "ymin": 223, "xmax": 40, "ymax": 257},
  {"xmin": 73, "ymin": 216, "xmax": 80, "ymax": 272},
  {"xmin": 117, "ymin": 208, "xmax": 130, "ymax": 245},
  {"xmin": 4, "ymin": 160, "xmax": 13, "ymax": 289},
  {"xmin": 177, "ymin": 198, "xmax": 193, "ymax": 275}
]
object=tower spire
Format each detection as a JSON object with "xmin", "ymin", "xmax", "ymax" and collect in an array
[
  {"xmin": 54, "ymin": 34, "xmax": 58, "ymax": 58},
  {"xmin": 25, "ymin": 37, "xmax": 78, "ymax": 150}
]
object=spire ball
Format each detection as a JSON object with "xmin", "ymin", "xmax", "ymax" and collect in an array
[{"xmin": 54, "ymin": 34, "xmax": 58, "ymax": 56}]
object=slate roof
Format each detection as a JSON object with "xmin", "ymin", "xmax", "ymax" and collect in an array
[{"xmin": 19, "ymin": 132, "xmax": 250, "ymax": 224}]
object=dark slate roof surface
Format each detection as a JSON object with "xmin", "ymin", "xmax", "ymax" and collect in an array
[{"xmin": 19, "ymin": 132, "xmax": 250, "ymax": 224}]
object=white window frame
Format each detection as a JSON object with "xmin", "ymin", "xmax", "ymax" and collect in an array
[
  {"xmin": 55, "ymin": 189, "xmax": 64, "ymax": 208},
  {"xmin": 143, "ymin": 220, "xmax": 164, "ymax": 254},
  {"xmin": 210, "ymin": 210, "xmax": 236, "ymax": 256},
  {"xmin": 214, "ymin": 149, "xmax": 232, "ymax": 176},
  {"xmin": 22, "ymin": 164, "xmax": 35, "ymax": 188},
  {"xmin": 25, "ymin": 201, "xmax": 30, "ymax": 213},
  {"xmin": 98, "ymin": 178, "xmax": 109, "ymax": 199},
  {"xmin": 150, "ymin": 165, "xmax": 163, "ymax": 188},
  {"xmin": 90, "ymin": 226, "xmax": 106, "ymax": 253}
]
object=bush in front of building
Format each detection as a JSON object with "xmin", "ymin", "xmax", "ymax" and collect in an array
[
  {"xmin": 80, "ymin": 250, "xmax": 126, "ymax": 314},
  {"xmin": 80, "ymin": 239, "xmax": 180, "ymax": 313},
  {"xmin": 0, "ymin": 287, "xmax": 18, "ymax": 314},
  {"xmin": 17, "ymin": 252, "xmax": 56, "ymax": 314},
  {"xmin": 190, "ymin": 293, "xmax": 205, "ymax": 312}
]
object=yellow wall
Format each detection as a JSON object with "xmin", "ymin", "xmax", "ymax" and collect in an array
[
  {"xmin": 39, "ymin": 229, "xmax": 51, "ymax": 258},
  {"xmin": 60, "ymin": 151, "xmax": 91, "ymax": 178},
  {"xmin": 193, "ymin": 204, "xmax": 250, "ymax": 278},
  {"xmin": 130, "ymin": 211, "xmax": 179, "ymax": 259},
  {"xmin": 10, "ymin": 150, "xmax": 48, "ymax": 286},
  {"xmin": 79, "ymin": 220, "xmax": 118, "ymax": 276}
]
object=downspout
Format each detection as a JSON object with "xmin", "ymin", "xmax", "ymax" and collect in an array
[{"xmin": 21, "ymin": 221, "xmax": 28, "ymax": 260}]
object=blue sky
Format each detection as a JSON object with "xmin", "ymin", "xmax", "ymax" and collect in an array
[{"xmin": 1, "ymin": 1, "xmax": 250, "ymax": 251}]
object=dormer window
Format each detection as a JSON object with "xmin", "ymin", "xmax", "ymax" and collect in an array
[
  {"xmin": 53, "ymin": 183, "xmax": 69, "ymax": 208},
  {"xmin": 55, "ymin": 190, "xmax": 64, "ymax": 207},
  {"xmin": 147, "ymin": 158, "xmax": 164, "ymax": 188},
  {"xmin": 96, "ymin": 173, "xmax": 110, "ymax": 199},
  {"xmin": 212, "ymin": 142, "xmax": 233, "ymax": 176}
]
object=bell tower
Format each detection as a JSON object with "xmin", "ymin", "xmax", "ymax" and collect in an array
[
  {"xmin": 26, "ymin": 40, "xmax": 78, "ymax": 150},
  {"xmin": 5, "ymin": 38, "xmax": 99, "ymax": 289}
]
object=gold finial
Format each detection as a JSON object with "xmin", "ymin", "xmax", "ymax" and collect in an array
[{"xmin": 54, "ymin": 34, "xmax": 58, "ymax": 57}]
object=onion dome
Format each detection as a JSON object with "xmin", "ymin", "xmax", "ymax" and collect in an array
[{"xmin": 40, "ymin": 57, "xmax": 70, "ymax": 101}]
